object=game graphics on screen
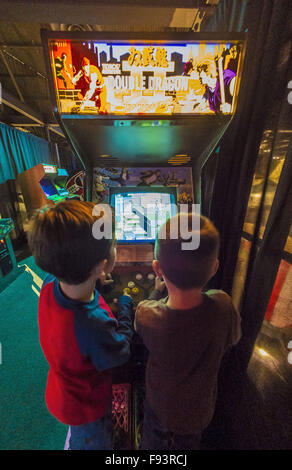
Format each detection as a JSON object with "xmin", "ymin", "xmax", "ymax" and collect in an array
[{"xmin": 113, "ymin": 190, "xmax": 177, "ymax": 242}]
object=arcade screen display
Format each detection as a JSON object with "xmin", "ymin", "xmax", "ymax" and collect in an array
[
  {"xmin": 47, "ymin": 37, "xmax": 244, "ymax": 115},
  {"xmin": 55, "ymin": 184, "xmax": 69, "ymax": 198},
  {"xmin": 40, "ymin": 178, "xmax": 58, "ymax": 198},
  {"xmin": 110, "ymin": 187, "xmax": 177, "ymax": 243}
]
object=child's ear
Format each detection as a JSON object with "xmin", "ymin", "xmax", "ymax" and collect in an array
[
  {"xmin": 212, "ymin": 258, "xmax": 219, "ymax": 277},
  {"xmin": 100, "ymin": 259, "xmax": 107, "ymax": 274},
  {"xmin": 152, "ymin": 260, "xmax": 163, "ymax": 279}
]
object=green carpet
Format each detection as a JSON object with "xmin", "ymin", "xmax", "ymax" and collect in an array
[
  {"xmin": 0, "ymin": 257, "xmax": 67, "ymax": 450},
  {"xmin": 0, "ymin": 265, "xmax": 24, "ymax": 294}
]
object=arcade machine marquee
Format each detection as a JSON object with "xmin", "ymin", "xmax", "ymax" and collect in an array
[
  {"xmin": 42, "ymin": 31, "xmax": 245, "ymax": 197},
  {"xmin": 43, "ymin": 31, "xmax": 246, "ymax": 447}
]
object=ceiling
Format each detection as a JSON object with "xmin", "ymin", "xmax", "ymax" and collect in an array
[{"xmin": 0, "ymin": 0, "xmax": 220, "ymax": 149}]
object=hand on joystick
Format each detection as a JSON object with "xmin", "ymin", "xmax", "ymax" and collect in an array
[{"xmin": 122, "ymin": 287, "xmax": 132, "ymax": 298}]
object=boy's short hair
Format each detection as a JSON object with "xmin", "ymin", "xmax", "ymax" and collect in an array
[
  {"xmin": 154, "ymin": 213, "xmax": 219, "ymax": 289},
  {"xmin": 28, "ymin": 200, "xmax": 113, "ymax": 285}
]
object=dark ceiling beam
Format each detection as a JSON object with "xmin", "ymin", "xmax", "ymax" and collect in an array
[
  {"xmin": 0, "ymin": 48, "xmax": 25, "ymax": 102},
  {"xmin": 1, "ymin": 88, "xmax": 64, "ymax": 138},
  {"xmin": 0, "ymin": 2, "xmax": 215, "ymax": 26},
  {"xmin": 2, "ymin": 114, "xmax": 52, "ymax": 124},
  {"xmin": 8, "ymin": 123, "xmax": 60, "ymax": 127},
  {"xmin": 0, "ymin": 0, "xmax": 215, "ymax": 7},
  {"xmin": 0, "ymin": 49, "xmax": 48, "ymax": 80},
  {"xmin": 0, "ymin": 43, "xmax": 43, "ymax": 48},
  {"xmin": 0, "ymin": 73, "xmax": 44, "ymax": 78}
]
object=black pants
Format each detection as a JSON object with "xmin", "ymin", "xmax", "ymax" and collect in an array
[{"xmin": 141, "ymin": 401, "xmax": 202, "ymax": 450}]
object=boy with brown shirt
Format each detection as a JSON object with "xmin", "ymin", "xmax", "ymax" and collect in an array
[{"xmin": 134, "ymin": 213, "xmax": 241, "ymax": 450}]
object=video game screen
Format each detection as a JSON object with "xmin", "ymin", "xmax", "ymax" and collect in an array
[
  {"xmin": 111, "ymin": 188, "xmax": 177, "ymax": 242},
  {"xmin": 55, "ymin": 184, "xmax": 69, "ymax": 198},
  {"xmin": 40, "ymin": 178, "xmax": 58, "ymax": 197}
]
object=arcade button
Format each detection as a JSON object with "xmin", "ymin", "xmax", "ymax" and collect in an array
[
  {"xmin": 123, "ymin": 287, "xmax": 131, "ymax": 295},
  {"xmin": 147, "ymin": 273, "xmax": 155, "ymax": 280},
  {"xmin": 128, "ymin": 281, "xmax": 135, "ymax": 288},
  {"xmin": 135, "ymin": 273, "xmax": 143, "ymax": 281},
  {"xmin": 131, "ymin": 287, "xmax": 139, "ymax": 295},
  {"xmin": 113, "ymin": 298, "xmax": 118, "ymax": 303}
]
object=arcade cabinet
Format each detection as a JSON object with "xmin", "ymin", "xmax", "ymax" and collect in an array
[
  {"xmin": 39, "ymin": 164, "xmax": 79, "ymax": 203},
  {"xmin": 42, "ymin": 31, "xmax": 245, "ymax": 448},
  {"xmin": 17, "ymin": 162, "xmax": 79, "ymax": 218},
  {"xmin": 0, "ymin": 218, "xmax": 18, "ymax": 290}
]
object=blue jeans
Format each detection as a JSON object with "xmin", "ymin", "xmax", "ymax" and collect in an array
[
  {"xmin": 69, "ymin": 407, "xmax": 113, "ymax": 450},
  {"xmin": 141, "ymin": 401, "xmax": 202, "ymax": 450}
]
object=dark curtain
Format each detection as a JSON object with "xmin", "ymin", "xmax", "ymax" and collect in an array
[
  {"xmin": 204, "ymin": 0, "xmax": 248, "ymax": 33},
  {"xmin": 237, "ymin": 134, "xmax": 292, "ymax": 368},
  {"xmin": 201, "ymin": 147, "xmax": 220, "ymax": 218},
  {"xmin": 0, "ymin": 122, "xmax": 51, "ymax": 185},
  {"xmin": 202, "ymin": 0, "xmax": 292, "ymax": 370},
  {"xmin": 205, "ymin": 0, "xmax": 291, "ymax": 291},
  {"xmin": 57, "ymin": 144, "xmax": 84, "ymax": 176}
]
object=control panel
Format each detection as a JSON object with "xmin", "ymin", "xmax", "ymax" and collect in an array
[{"xmin": 102, "ymin": 265, "xmax": 156, "ymax": 314}]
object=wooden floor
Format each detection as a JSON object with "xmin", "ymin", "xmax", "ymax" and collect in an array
[{"xmin": 203, "ymin": 336, "xmax": 292, "ymax": 450}]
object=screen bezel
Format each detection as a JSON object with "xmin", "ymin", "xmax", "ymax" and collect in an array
[{"xmin": 110, "ymin": 186, "xmax": 177, "ymax": 244}]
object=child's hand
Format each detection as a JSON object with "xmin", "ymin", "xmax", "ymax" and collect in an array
[
  {"xmin": 122, "ymin": 288, "xmax": 132, "ymax": 298},
  {"xmin": 155, "ymin": 277, "xmax": 166, "ymax": 292},
  {"xmin": 100, "ymin": 273, "xmax": 114, "ymax": 286}
]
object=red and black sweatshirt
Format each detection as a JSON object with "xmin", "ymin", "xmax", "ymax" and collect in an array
[{"xmin": 38, "ymin": 275, "xmax": 133, "ymax": 426}]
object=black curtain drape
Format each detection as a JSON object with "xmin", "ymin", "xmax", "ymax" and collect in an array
[
  {"xmin": 237, "ymin": 134, "xmax": 292, "ymax": 368},
  {"xmin": 202, "ymin": 0, "xmax": 292, "ymax": 369},
  {"xmin": 205, "ymin": 0, "xmax": 291, "ymax": 291},
  {"xmin": 204, "ymin": 0, "xmax": 248, "ymax": 33}
]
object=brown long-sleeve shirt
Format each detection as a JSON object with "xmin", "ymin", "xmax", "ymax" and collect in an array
[{"xmin": 135, "ymin": 290, "xmax": 241, "ymax": 434}]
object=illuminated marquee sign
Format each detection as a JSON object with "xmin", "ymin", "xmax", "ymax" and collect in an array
[
  {"xmin": 43, "ymin": 164, "xmax": 57, "ymax": 174},
  {"xmin": 49, "ymin": 40, "xmax": 243, "ymax": 116}
]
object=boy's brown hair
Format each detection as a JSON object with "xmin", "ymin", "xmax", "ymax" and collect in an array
[
  {"xmin": 154, "ymin": 213, "xmax": 219, "ymax": 289},
  {"xmin": 28, "ymin": 200, "xmax": 113, "ymax": 285}
]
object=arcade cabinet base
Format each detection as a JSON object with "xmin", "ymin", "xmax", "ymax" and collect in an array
[{"xmin": 64, "ymin": 383, "xmax": 137, "ymax": 450}]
